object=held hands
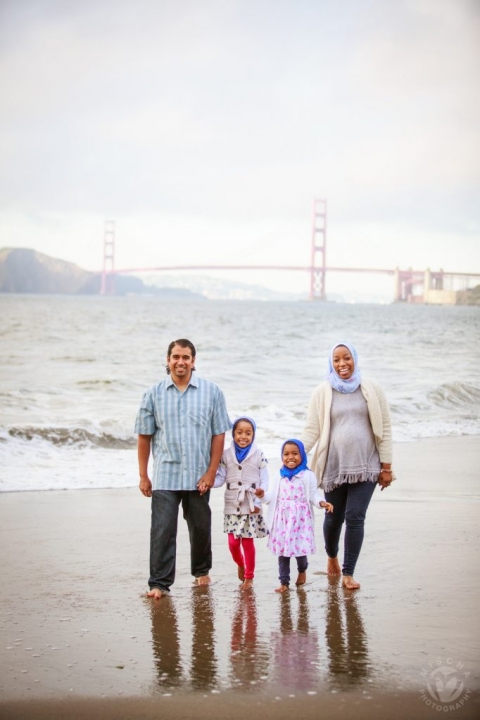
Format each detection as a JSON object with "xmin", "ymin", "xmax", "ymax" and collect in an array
[
  {"xmin": 197, "ymin": 471, "xmax": 215, "ymax": 496},
  {"xmin": 320, "ymin": 501, "xmax": 334, "ymax": 513},
  {"xmin": 197, "ymin": 480, "xmax": 209, "ymax": 495},
  {"xmin": 253, "ymin": 487, "xmax": 264, "ymax": 511}
]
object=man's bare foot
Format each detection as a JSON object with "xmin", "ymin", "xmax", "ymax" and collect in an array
[
  {"xmin": 195, "ymin": 575, "xmax": 211, "ymax": 586},
  {"xmin": 327, "ymin": 557, "xmax": 341, "ymax": 577},
  {"xmin": 237, "ymin": 565, "xmax": 245, "ymax": 582},
  {"xmin": 296, "ymin": 571, "xmax": 307, "ymax": 586},
  {"xmin": 241, "ymin": 578, "xmax": 253, "ymax": 590},
  {"xmin": 275, "ymin": 584, "xmax": 289, "ymax": 593},
  {"xmin": 342, "ymin": 575, "xmax": 360, "ymax": 590},
  {"xmin": 146, "ymin": 587, "xmax": 165, "ymax": 599}
]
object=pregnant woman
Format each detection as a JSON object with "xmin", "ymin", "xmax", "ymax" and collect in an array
[{"xmin": 302, "ymin": 342, "xmax": 394, "ymax": 590}]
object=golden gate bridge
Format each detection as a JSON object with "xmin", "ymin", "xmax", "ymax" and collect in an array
[{"xmin": 99, "ymin": 199, "xmax": 480, "ymax": 303}]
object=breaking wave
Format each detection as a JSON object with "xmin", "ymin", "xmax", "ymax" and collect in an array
[
  {"xmin": 428, "ymin": 382, "xmax": 480, "ymax": 409},
  {"xmin": 6, "ymin": 426, "xmax": 135, "ymax": 450}
]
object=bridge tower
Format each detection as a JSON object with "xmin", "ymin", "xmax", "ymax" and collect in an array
[
  {"xmin": 309, "ymin": 198, "xmax": 327, "ymax": 300},
  {"xmin": 100, "ymin": 220, "xmax": 115, "ymax": 295}
]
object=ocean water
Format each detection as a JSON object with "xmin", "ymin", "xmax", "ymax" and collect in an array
[{"xmin": 1, "ymin": 295, "xmax": 479, "ymax": 492}]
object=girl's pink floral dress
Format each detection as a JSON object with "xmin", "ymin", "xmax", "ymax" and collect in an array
[{"xmin": 267, "ymin": 472, "xmax": 316, "ymax": 557}]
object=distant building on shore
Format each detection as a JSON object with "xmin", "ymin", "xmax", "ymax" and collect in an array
[{"xmin": 393, "ymin": 267, "xmax": 480, "ymax": 306}]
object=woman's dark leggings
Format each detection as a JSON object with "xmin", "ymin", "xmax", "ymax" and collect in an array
[{"xmin": 323, "ymin": 480, "xmax": 376, "ymax": 577}]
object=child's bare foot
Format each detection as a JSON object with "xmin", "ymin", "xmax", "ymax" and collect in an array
[
  {"xmin": 195, "ymin": 575, "xmax": 211, "ymax": 586},
  {"xmin": 327, "ymin": 557, "xmax": 341, "ymax": 576},
  {"xmin": 275, "ymin": 584, "xmax": 289, "ymax": 593},
  {"xmin": 237, "ymin": 565, "xmax": 245, "ymax": 582},
  {"xmin": 342, "ymin": 575, "xmax": 360, "ymax": 590},
  {"xmin": 146, "ymin": 587, "xmax": 165, "ymax": 599},
  {"xmin": 241, "ymin": 578, "xmax": 253, "ymax": 590},
  {"xmin": 296, "ymin": 572, "xmax": 307, "ymax": 586}
]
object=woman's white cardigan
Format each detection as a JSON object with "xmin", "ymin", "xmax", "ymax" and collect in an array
[
  {"xmin": 301, "ymin": 379, "xmax": 392, "ymax": 489},
  {"xmin": 262, "ymin": 469, "xmax": 325, "ymax": 532}
]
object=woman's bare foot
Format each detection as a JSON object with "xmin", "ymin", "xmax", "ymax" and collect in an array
[
  {"xmin": 241, "ymin": 578, "xmax": 253, "ymax": 590},
  {"xmin": 146, "ymin": 587, "xmax": 165, "ymax": 599},
  {"xmin": 275, "ymin": 584, "xmax": 289, "ymax": 593},
  {"xmin": 327, "ymin": 557, "xmax": 341, "ymax": 577},
  {"xmin": 237, "ymin": 565, "xmax": 245, "ymax": 582},
  {"xmin": 296, "ymin": 571, "xmax": 307, "ymax": 586},
  {"xmin": 195, "ymin": 575, "xmax": 211, "ymax": 586},
  {"xmin": 342, "ymin": 575, "xmax": 360, "ymax": 590}
]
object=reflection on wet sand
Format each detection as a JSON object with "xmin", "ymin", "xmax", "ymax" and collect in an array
[
  {"xmin": 190, "ymin": 587, "xmax": 218, "ymax": 690},
  {"xmin": 270, "ymin": 589, "xmax": 320, "ymax": 691},
  {"xmin": 150, "ymin": 596, "xmax": 184, "ymax": 691},
  {"xmin": 229, "ymin": 591, "xmax": 270, "ymax": 690},
  {"xmin": 325, "ymin": 577, "xmax": 371, "ymax": 688},
  {"xmin": 149, "ymin": 587, "xmax": 218, "ymax": 692},
  {"xmin": 149, "ymin": 579, "xmax": 372, "ymax": 695}
]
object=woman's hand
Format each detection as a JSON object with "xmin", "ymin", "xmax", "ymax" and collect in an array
[
  {"xmin": 254, "ymin": 488, "xmax": 265, "ymax": 498},
  {"xmin": 378, "ymin": 468, "xmax": 394, "ymax": 491}
]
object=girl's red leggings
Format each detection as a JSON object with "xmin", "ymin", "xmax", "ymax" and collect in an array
[{"xmin": 228, "ymin": 534, "xmax": 255, "ymax": 579}]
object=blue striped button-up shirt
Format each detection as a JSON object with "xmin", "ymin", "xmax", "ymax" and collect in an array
[{"xmin": 134, "ymin": 373, "xmax": 231, "ymax": 491}]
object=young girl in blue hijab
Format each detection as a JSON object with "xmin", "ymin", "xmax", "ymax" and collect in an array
[
  {"xmin": 259, "ymin": 439, "xmax": 333, "ymax": 593},
  {"xmin": 214, "ymin": 416, "xmax": 269, "ymax": 589}
]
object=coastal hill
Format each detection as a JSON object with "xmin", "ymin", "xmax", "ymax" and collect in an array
[
  {"xmin": 0, "ymin": 247, "xmax": 305, "ymax": 300},
  {"xmin": 456, "ymin": 284, "xmax": 480, "ymax": 306},
  {"xmin": 0, "ymin": 248, "xmax": 201, "ymax": 298}
]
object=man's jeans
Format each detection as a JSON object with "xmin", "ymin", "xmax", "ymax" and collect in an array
[{"xmin": 149, "ymin": 489, "xmax": 212, "ymax": 592}]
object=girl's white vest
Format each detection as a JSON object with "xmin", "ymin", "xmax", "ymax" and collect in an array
[{"xmin": 222, "ymin": 444, "xmax": 263, "ymax": 515}]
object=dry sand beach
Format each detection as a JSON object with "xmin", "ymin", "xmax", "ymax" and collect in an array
[{"xmin": 1, "ymin": 435, "xmax": 479, "ymax": 719}]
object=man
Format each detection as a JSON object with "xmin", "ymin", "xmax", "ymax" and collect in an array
[{"xmin": 135, "ymin": 338, "xmax": 230, "ymax": 599}]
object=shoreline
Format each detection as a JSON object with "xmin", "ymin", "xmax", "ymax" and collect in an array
[
  {"xmin": 1, "ymin": 433, "xmax": 479, "ymax": 495},
  {"xmin": 1, "ymin": 434, "xmax": 479, "ymax": 719}
]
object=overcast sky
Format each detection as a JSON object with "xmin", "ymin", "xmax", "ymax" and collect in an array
[{"xmin": 0, "ymin": 0, "xmax": 479, "ymax": 295}]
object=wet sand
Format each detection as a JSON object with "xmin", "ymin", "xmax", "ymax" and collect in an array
[{"xmin": 1, "ymin": 435, "xmax": 479, "ymax": 719}]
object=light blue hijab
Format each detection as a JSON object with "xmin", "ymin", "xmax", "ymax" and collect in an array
[{"xmin": 327, "ymin": 341, "xmax": 361, "ymax": 393}]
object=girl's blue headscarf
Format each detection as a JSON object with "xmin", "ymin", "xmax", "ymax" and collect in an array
[
  {"xmin": 232, "ymin": 416, "xmax": 256, "ymax": 463},
  {"xmin": 280, "ymin": 439, "xmax": 309, "ymax": 480},
  {"xmin": 327, "ymin": 341, "xmax": 361, "ymax": 393}
]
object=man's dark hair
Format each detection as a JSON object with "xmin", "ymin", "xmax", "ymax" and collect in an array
[{"xmin": 166, "ymin": 339, "xmax": 196, "ymax": 374}]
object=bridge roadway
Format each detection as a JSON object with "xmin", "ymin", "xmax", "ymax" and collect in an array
[{"xmin": 106, "ymin": 264, "xmax": 480, "ymax": 280}]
